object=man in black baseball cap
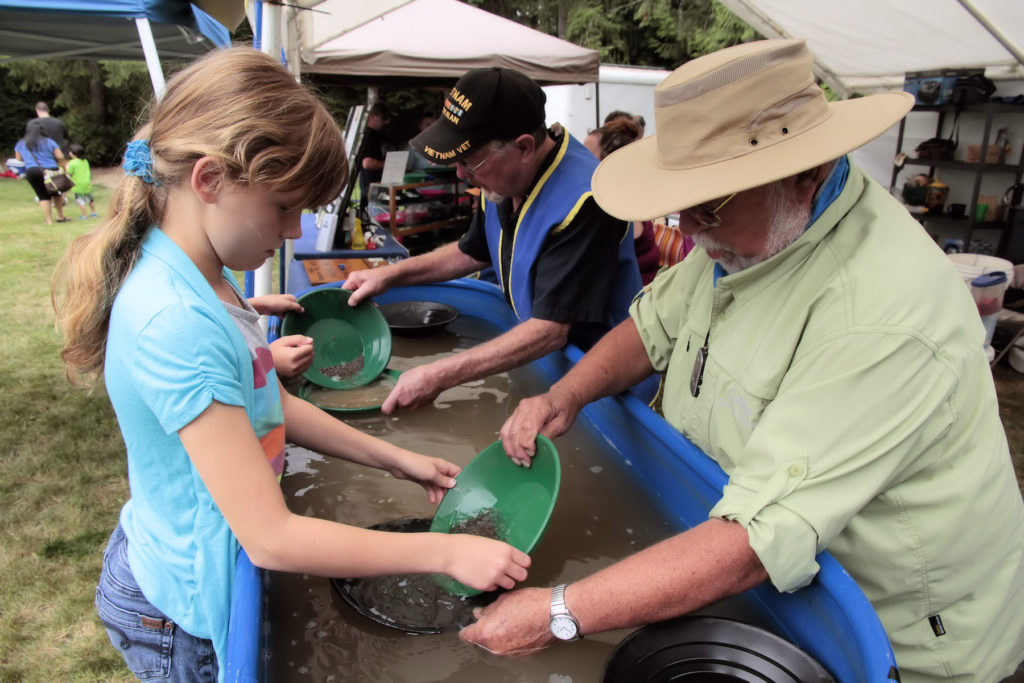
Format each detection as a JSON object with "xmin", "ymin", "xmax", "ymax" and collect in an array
[
  {"xmin": 410, "ymin": 67, "xmax": 546, "ymax": 165},
  {"xmin": 343, "ymin": 67, "xmax": 646, "ymax": 413}
]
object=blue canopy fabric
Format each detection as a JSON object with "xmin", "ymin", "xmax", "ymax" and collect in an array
[{"xmin": 0, "ymin": 0, "xmax": 230, "ymax": 63}]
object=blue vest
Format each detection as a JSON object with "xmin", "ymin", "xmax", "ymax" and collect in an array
[{"xmin": 482, "ymin": 133, "xmax": 640, "ymax": 327}]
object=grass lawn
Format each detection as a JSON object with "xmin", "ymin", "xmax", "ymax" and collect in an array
[
  {"xmin": 0, "ymin": 175, "xmax": 134, "ymax": 681},
  {"xmin": 0, "ymin": 170, "xmax": 1022, "ymax": 680}
]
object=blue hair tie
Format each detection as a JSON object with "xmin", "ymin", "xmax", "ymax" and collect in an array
[{"xmin": 123, "ymin": 139, "xmax": 159, "ymax": 185}]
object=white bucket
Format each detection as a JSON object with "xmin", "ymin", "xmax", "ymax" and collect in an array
[{"xmin": 948, "ymin": 253, "xmax": 1013, "ymax": 286}]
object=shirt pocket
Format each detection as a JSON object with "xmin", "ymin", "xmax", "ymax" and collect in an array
[{"xmin": 703, "ymin": 365, "xmax": 772, "ymax": 471}]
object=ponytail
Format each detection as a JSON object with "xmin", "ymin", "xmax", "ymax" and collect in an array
[{"xmin": 52, "ymin": 173, "xmax": 164, "ymax": 382}]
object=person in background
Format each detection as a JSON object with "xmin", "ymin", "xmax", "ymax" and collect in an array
[
  {"xmin": 14, "ymin": 118, "xmax": 68, "ymax": 224},
  {"xmin": 604, "ymin": 109, "xmax": 646, "ymax": 136},
  {"xmin": 462, "ymin": 39, "xmax": 1024, "ymax": 683},
  {"xmin": 51, "ymin": 48, "xmax": 529, "ymax": 682},
  {"xmin": 66, "ymin": 143, "xmax": 98, "ymax": 219},
  {"xmin": 602, "ymin": 109, "xmax": 632, "ymax": 125},
  {"xmin": 342, "ymin": 67, "xmax": 643, "ymax": 413},
  {"xmin": 406, "ymin": 111, "xmax": 438, "ymax": 174},
  {"xmin": 358, "ymin": 101, "xmax": 393, "ymax": 208},
  {"xmin": 582, "ymin": 110, "xmax": 636, "ymax": 158},
  {"xmin": 584, "ymin": 117, "xmax": 660, "ymax": 285},
  {"xmin": 632, "ymin": 114, "xmax": 646, "ymax": 136},
  {"xmin": 32, "ymin": 100, "xmax": 69, "ymax": 155}
]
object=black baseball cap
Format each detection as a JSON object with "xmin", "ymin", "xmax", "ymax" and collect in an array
[{"xmin": 411, "ymin": 67, "xmax": 546, "ymax": 165}]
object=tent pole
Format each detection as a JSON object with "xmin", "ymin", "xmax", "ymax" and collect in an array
[
  {"xmin": 134, "ymin": 18, "xmax": 166, "ymax": 100},
  {"xmin": 282, "ymin": 3, "xmax": 301, "ymax": 296},
  {"xmin": 260, "ymin": 0, "xmax": 282, "ymax": 58},
  {"xmin": 285, "ymin": 4, "xmax": 301, "ymax": 80},
  {"xmin": 956, "ymin": 0, "xmax": 1024, "ymax": 66},
  {"xmin": 253, "ymin": 1, "xmax": 284, "ymax": 314}
]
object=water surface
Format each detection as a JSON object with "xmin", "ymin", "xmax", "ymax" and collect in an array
[{"xmin": 265, "ymin": 316, "xmax": 757, "ymax": 681}]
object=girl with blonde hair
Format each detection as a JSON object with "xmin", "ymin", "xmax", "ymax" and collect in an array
[{"xmin": 52, "ymin": 47, "xmax": 528, "ymax": 681}]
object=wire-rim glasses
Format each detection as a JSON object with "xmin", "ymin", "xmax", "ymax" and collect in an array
[
  {"xmin": 688, "ymin": 192, "xmax": 738, "ymax": 228},
  {"xmin": 455, "ymin": 145, "xmax": 500, "ymax": 176}
]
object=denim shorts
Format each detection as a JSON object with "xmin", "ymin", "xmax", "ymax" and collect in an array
[{"xmin": 96, "ymin": 525, "xmax": 219, "ymax": 682}]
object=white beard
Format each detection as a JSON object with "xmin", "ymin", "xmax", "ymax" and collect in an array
[{"xmin": 693, "ymin": 184, "xmax": 810, "ymax": 274}]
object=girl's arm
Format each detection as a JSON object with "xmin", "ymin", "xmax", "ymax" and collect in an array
[
  {"xmin": 279, "ymin": 380, "xmax": 457, "ymax": 502},
  {"xmin": 178, "ymin": 400, "xmax": 531, "ymax": 588}
]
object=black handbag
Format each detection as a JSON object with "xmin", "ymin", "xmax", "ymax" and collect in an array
[{"xmin": 915, "ymin": 112, "xmax": 959, "ymax": 160}]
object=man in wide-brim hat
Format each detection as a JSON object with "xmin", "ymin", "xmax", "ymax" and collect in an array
[{"xmin": 464, "ymin": 39, "xmax": 1024, "ymax": 682}]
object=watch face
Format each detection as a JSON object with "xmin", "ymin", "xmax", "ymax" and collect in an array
[{"xmin": 550, "ymin": 615, "xmax": 578, "ymax": 640}]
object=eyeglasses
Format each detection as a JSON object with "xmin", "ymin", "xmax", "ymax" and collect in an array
[
  {"xmin": 455, "ymin": 145, "xmax": 499, "ymax": 176},
  {"xmin": 687, "ymin": 192, "xmax": 738, "ymax": 228}
]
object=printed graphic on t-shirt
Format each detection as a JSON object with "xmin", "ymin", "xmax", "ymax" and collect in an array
[{"xmin": 226, "ymin": 300, "xmax": 286, "ymax": 480}]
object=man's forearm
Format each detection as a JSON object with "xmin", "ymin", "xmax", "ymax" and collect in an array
[
  {"xmin": 567, "ymin": 518, "xmax": 769, "ymax": 634},
  {"xmin": 431, "ymin": 317, "xmax": 569, "ymax": 388},
  {"xmin": 548, "ymin": 318, "xmax": 654, "ymax": 412}
]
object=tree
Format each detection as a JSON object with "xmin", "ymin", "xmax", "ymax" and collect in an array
[
  {"xmin": 467, "ymin": 0, "xmax": 759, "ymax": 68},
  {"xmin": 2, "ymin": 59, "xmax": 154, "ymax": 165},
  {"xmin": 1, "ymin": 20, "xmax": 253, "ymax": 166}
]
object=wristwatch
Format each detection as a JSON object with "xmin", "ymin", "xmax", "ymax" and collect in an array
[{"xmin": 549, "ymin": 584, "xmax": 582, "ymax": 641}]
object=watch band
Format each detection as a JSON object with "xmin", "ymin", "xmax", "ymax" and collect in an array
[
  {"xmin": 551, "ymin": 584, "xmax": 568, "ymax": 610},
  {"xmin": 550, "ymin": 583, "xmax": 582, "ymax": 641}
]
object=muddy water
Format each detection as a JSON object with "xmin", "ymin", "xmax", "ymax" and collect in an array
[
  {"xmin": 303, "ymin": 371, "xmax": 399, "ymax": 412},
  {"xmin": 265, "ymin": 316, "xmax": 760, "ymax": 682}
]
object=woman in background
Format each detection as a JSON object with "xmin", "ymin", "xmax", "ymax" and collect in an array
[
  {"xmin": 14, "ymin": 118, "xmax": 68, "ymax": 224},
  {"xmin": 584, "ymin": 117, "xmax": 661, "ymax": 284}
]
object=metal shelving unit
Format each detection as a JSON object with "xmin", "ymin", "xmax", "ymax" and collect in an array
[
  {"xmin": 890, "ymin": 102, "xmax": 1024, "ymax": 253},
  {"xmin": 369, "ymin": 178, "xmax": 471, "ymax": 239}
]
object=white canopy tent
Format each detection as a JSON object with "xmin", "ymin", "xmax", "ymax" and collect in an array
[
  {"xmin": 718, "ymin": 0, "xmax": 1024, "ymax": 98},
  {"xmin": 295, "ymin": 0, "xmax": 600, "ymax": 86},
  {"xmin": 292, "ymin": 0, "xmax": 415, "ymax": 53}
]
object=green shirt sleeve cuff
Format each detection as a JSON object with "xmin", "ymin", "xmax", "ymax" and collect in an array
[{"xmin": 711, "ymin": 478, "xmax": 822, "ymax": 593}]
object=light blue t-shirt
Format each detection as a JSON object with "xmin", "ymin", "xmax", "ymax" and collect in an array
[
  {"xmin": 15, "ymin": 137, "xmax": 60, "ymax": 168},
  {"xmin": 104, "ymin": 227, "xmax": 282, "ymax": 680}
]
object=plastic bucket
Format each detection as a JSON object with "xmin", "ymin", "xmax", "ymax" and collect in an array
[
  {"xmin": 947, "ymin": 253, "xmax": 1013, "ymax": 286},
  {"xmin": 5, "ymin": 158, "xmax": 25, "ymax": 177},
  {"xmin": 972, "ymin": 271, "xmax": 1009, "ymax": 349}
]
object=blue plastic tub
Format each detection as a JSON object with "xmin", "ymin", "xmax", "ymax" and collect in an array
[{"xmin": 227, "ymin": 278, "xmax": 899, "ymax": 683}]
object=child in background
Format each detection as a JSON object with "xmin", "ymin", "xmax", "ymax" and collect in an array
[
  {"xmin": 52, "ymin": 48, "xmax": 529, "ymax": 682},
  {"xmin": 65, "ymin": 143, "xmax": 98, "ymax": 219}
]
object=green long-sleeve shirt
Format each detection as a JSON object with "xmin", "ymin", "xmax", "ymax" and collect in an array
[{"xmin": 631, "ymin": 164, "xmax": 1024, "ymax": 682}]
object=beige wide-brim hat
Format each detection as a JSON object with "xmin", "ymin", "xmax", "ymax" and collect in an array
[{"xmin": 592, "ymin": 39, "xmax": 914, "ymax": 221}]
